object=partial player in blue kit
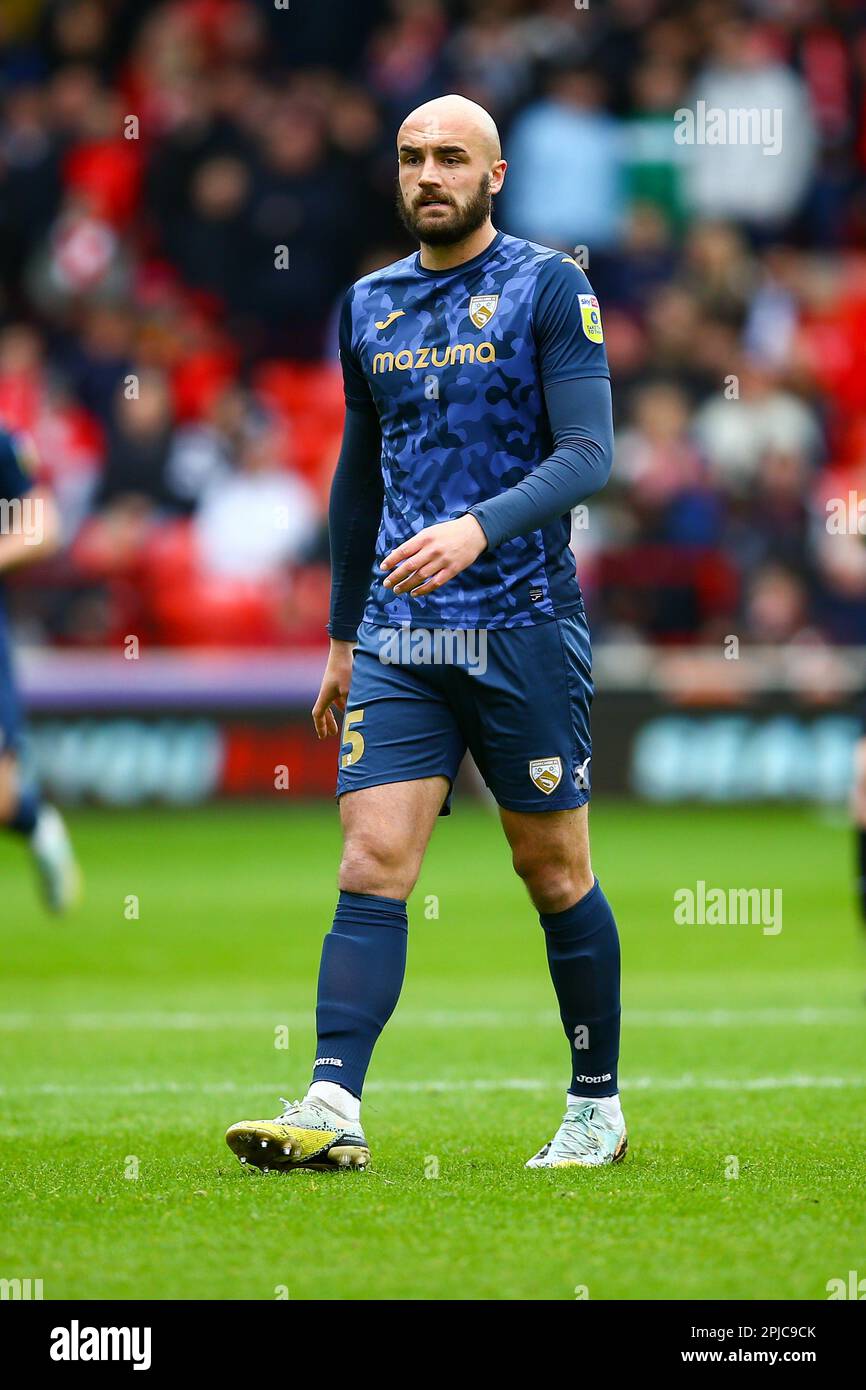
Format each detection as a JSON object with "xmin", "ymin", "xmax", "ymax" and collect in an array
[
  {"xmin": 0, "ymin": 426, "xmax": 80, "ymax": 913},
  {"xmin": 226, "ymin": 94, "xmax": 626, "ymax": 1174}
]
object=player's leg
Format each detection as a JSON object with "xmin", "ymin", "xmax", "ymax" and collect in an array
[
  {"xmin": 314, "ymin": 626, "xmax": 463, "ymax": 1113},
  {"xmin": 0, "ymin": 736, "xmax": 80, "ymax": 914},
  {"xmin": 500, "ymin": 800, "xmax": 595, "ymax": 912},
  {"xmin": 226, "ymin": 620, "xmax": 465, "ymax": 1172},
  {"xmin": 0, "ymin": 628, "xmax": 40, "ymax": 840},
  {"xmin": 457, "ymin": 609, "xmax": 626, "ymax": 1166},
  {"xmin": 0, "ymin": 749, "xmax": 36, "ymax": 830},
  {"xmin": 311, "ymin": 774, "xmax": 449, "ymax": 1102},
  {"xmin": 225, "ymin": 775, "xmax": 448, "ymax": 1173},
  {"xmin": 499, "ymin": 802, "xmax": 625, "ymax": 1166}
]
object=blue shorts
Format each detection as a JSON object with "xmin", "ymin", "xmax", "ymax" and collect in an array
[
  {"xmin": 0, "ymin": 620, "xmax": 24, "ymax": 757},
  {"xmin": 336, "ymin": 610, "xmax": 593, "ymax": 814}
]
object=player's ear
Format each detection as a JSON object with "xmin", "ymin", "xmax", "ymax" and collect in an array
[{"xmin": 491, "ymin": 159, "xmax": 507, "ymax": 195}]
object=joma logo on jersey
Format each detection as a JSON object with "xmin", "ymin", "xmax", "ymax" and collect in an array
[
  {"xmin": 372, "ymin": 342, "xmax": 496, "ymax": 373},
  {"xmin": 375, "ymin": 310, "xmax": 405, "ymax": 330}
]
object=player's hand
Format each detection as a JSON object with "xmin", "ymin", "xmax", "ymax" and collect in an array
[
  {"xmin": 381, "ymin": 514, "xmax": 488, "ymax": 598},
  {"xmin": 312, "ymin": 639, "xmax": 355, "ymax": 739}
]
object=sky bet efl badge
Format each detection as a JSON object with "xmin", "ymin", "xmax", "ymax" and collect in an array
[
  {"xmin": 529, "ymin": 757, "xmax": 563, "ymax": 795},
  {"xmin": 469, "ymin": 293, "xmax": 499, "ymax": 329},
  {"xmin": 579, "ymin": 293, "xmax": 603, "ymax": 343}
]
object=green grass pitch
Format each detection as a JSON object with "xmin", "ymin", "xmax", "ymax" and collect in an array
[{"xmin": 1, "ymin": 799, "xmax": 865, "ymax": 1301}]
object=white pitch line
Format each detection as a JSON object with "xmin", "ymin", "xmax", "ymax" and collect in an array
[
  {"xmin": 0, "ymin": 1075, "xmax": 863, "ymax": 1100},
  {"xmin": 0, "ymin": 1007, "xmax": 862, "ymax": 1031}
]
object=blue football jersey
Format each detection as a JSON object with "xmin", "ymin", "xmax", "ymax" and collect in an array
[{"xmin": 339, "ymin": 230, "xmax": 609, "ymax": 630}]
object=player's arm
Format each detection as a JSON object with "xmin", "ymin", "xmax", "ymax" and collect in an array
[
  {"xmin": 0, "ymin": 432, "xmax": 62, "ymax": 575},
  {"xmin": 313, "ymin": 292, "xmax": 384, "ymax": 740},
  {"xmin": 381, "ymin": 257, "xmax": 613, "ymax": 597},
  {"xmin": 464, "ymin": 375, "xmax": 612, "ymax": 551},
  {"xmin": 0, "ymin": 489, "xmax": 62, "ymax": 574}
]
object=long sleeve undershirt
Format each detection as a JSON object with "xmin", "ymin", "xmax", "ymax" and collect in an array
[
  {"xmin": 468, "ymin": 374, "xmax": 612, "ymax": 551},
  {"xmin": 327, "ymin": 403, "xmax": 383, "ymax": 642},
  {"xmin": 327, "ymin": 374, "xmax": 613, "ymax": 642}
]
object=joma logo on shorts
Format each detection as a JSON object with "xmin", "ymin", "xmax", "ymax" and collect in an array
[{"xmin": 372, "ymin": 342, "xmax": 496, "ymax": 373}]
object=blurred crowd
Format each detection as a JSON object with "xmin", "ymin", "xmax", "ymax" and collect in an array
[{"xmin": 1, "ymin": 0, "xmax": 866, "ymax": 648}]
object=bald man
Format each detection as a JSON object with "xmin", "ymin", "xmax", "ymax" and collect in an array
[{"xmin": 226, "ymin": 95, "xmax": 625, "ymax": 1173}]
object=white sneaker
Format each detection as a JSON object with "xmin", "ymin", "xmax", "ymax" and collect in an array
[
  {"xmin": 30, "ymin": 805, "xmax": 81, "ymax": 914},
  {"xmin": 526, "ymin": 1098, "xmax": 628, "ymax": 1168}
]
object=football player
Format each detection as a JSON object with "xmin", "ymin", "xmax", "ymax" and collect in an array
[
  {"xmin": 0, "ymin": 426, "xmax": 80, "ymax": 912},
  {"xmin": 227, "ymin": 95, "xmax": 624, "ymax": 1172}
]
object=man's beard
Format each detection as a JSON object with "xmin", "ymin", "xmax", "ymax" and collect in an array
[{"xmin": 396, "ymin": 172, "xmax": 492, "ymax": 246}]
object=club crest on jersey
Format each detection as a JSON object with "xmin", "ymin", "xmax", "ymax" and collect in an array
[
  {"xmin": 578, "ymin": 294, "xmax": 603, "ymax": 343},
  {"xmin": 469, "ymin": 294, "xmax": 499, "ymax": 329},
  {"xmin": 529, "ymin": 757, "xmax": 563, "ymax": 795}
]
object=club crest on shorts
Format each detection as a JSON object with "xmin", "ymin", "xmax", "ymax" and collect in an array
[
  {"xmin": 469, "ymin": 294, "xmax": 499, "ymax": 329},
  {"xmin": 529, "ymin": 757, "xmax": 563, "ymax": 795}
]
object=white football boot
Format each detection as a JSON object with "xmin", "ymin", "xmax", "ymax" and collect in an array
[
  {"xmin": 526, "ymin": 1097, "xmax": 627, "ymax": 1168},
  {"xmin": 30, "ymin": 804, "xmax": 81, "ymax": 914}
]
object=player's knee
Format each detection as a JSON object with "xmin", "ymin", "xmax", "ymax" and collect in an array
[
  {"xmin": 511, "ymin": 845, "xmax": 592, "ymax": 914},
  {"xmin": 339, "ymin": 835, "xmax": 417, "ymax": 901}
]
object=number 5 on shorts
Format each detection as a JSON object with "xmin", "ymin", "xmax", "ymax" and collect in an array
[{"xmin": 341, "ymin": 708, "xmax": 366, "ymax": 768}]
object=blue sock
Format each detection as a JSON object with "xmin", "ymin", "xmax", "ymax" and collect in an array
[
  {"xmin": 313, "ymin": 890, "xmax": 408, "ymax": 1098},
  {"xmin": 539, "ymin": 879, "xmax": 621, "ymax": 1099},
  {"xmin": 7, "ymin": 786, "xmax": 40, "ymax": 836}
]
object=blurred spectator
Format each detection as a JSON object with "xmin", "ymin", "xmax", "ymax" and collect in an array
[
  {"xmin": 164, "ymin": 383, "xmax": 246, "ymax": 514},
  {"xmin": 97, "ymin": 370, "xmax": 176, "ymax": 509},
  {"xmin": 694, "ymin": 362, "xmax": 823, "ymax": 491},
  {"xmin": 744, "ymin": 564, "xmax": 814, "ymax": 646},
  {"xmin": 167, "ymin": 154, "xmax": 253, "ymax": 308},
  {"xmin": 615, "ymin": 381, "xmax": 722, "ymax": 546},
  {"xmin": 622, "ymin": 58, "xmax": 688, "ymax": 232},
  {"xmin": 682, "ymin": 18, "xmax": 817, "ymax": 233},
  {"xmin": 193, "ymin": 415, "xmax": 317, "ymax": 582},
  {"xmin": 445, "ymin": 2, "xmax": 535, "ymax": 120},
  {"xmin": 501, "ymin": 65, "xmax": 625, "ymax": 250}
]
